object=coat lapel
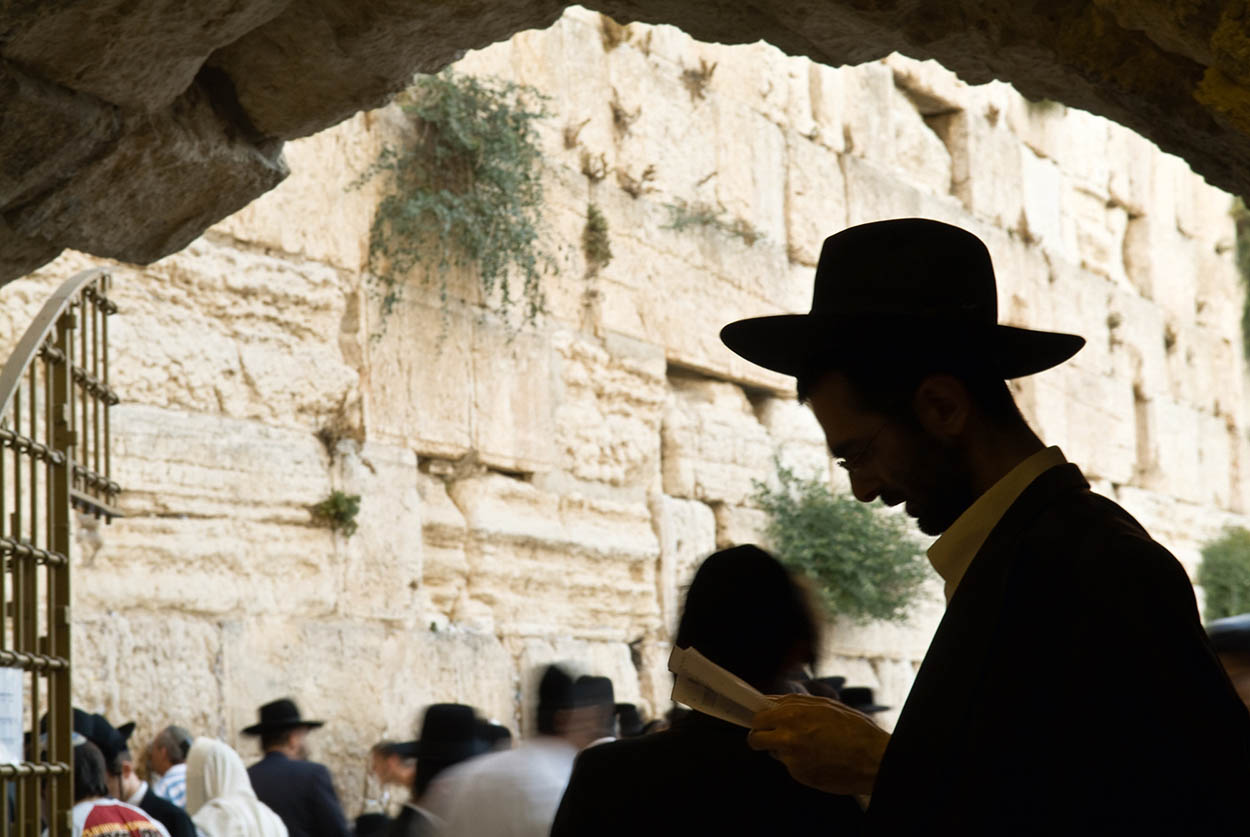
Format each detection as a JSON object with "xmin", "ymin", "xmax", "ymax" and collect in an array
[{"xmin": 870, "ymin": 464, "xmax": 1090, "ymax": 816}]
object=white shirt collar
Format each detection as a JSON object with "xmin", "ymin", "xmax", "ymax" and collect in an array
[
  {"xmin": 126, "ymin": 780, "xmax": 149, "ymax": 807},
  {"xmin": 927, "ymin": 446, "xmax": 1067, "ymax": 602}
]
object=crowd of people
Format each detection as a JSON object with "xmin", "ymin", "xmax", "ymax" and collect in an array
[
  {"xmin": 66, "ymin": 544, "xmax": 890, "ymax": 837},
  {"xmin": 58, "ymin": 218, "xmax": 1250, "ymax": 834}
]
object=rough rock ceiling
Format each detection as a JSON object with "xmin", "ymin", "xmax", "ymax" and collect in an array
[{"xmin": 2, "ymin": 0, "xmax": 1246, "ymax": 285}]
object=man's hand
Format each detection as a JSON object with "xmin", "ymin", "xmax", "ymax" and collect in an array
[{"xmin": 748, "ymin": 694, "xmax": 890, "ymax": 796}]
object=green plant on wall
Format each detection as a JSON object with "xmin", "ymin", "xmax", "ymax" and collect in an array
[
  {"xmin": 583, "ymin": 202, "xmax": 612, "ymax": 275},
  {"xmin": 312, "ymin": 490, "xmax": 361, "ymax": 538},
  {"xmin": 1232, "ymin": 197, "xmax": 1250, "ymax": 361},
  {"xmin": 1198, "ymin": 527, "xmax": 1250, "ymax": 621},
  {"xmin": 752, "ymin": 464, "xmax": 928, "ymax": 623},
  {"xmin": 359, "ymin": 70, "xmax": 552, "ymax": 323},
  {"xmin": 663, "ymin": 198, "xmax": 762, "ymax": 246}
]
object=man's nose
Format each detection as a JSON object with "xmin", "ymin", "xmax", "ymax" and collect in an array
[{"xmin": 849, "ymin": 471, "xmax": 881, "ymax": 504}]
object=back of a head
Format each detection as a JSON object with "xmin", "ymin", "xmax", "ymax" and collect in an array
[
  {"xmin": 74, "ymin": 741, "xmax": 111, "ymax": 802},
  {"xmin": 675, "ymin": 544, "xmax": 819, "ymax": 692},
  {"xmin": 574, "ymin": 675, "xmax": 617, "ymax": 738},
  {"xmin": 156, "ymin": 724, "xmax": 193, "ymax": 765},
  {"xmin": 186, "ymin": 737, "xmax": 253, "ymax": 814},
  {"xmin": 536, "ymin": 664, "xmax": 576, "ymax": 736}
]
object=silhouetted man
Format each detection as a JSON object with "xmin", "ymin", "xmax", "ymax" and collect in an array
[
  {"xmin": 723, "ymin": 218, "xmax": 1250, "ymax": 834},
  {"xmin": 243, "ymin": 698, "xmax": 350, "ymax": 837}
]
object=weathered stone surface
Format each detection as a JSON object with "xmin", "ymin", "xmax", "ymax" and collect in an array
[
  {"xmin": 712, "ymin": 503, "xmax": 769, "ymax": 550},
  {"xmin": 0, "ymin": 60, "xmax": 120, "ymax": 210},
  {"xmin": 0, "ymin": 0, "xmax": 289, "ymax": 112},
  {"xmin": 661, "ymin": 374, "xmax": 774, "ymax": 505},
  {"xmin": 650, "ymin": 494, "xmax": 717, "ymax": 632},
  {"xmin": 207, "ymin": 0, "xmax": 567, "ymax": 140},
  {"xmin": 510, "ymin": 636, "xmax": 642, "ymax": 734},
  {"xmin": 6, "ymin": 82, "xmax": 288, "ymax": 263}
]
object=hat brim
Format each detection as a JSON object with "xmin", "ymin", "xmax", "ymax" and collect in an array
[
  {"xmin": 720, "ymin": 313, "xmax": 1084, "ymax": 380},
  {"xmin": 241, "ymin": 719, "xmax": 325, "ymax": 736}
]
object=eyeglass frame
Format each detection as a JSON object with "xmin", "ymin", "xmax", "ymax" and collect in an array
[{"xmin": 834, "ymin": 420, "xmax": 889, "ymax": 474}]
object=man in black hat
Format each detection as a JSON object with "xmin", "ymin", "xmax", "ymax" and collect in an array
[
  {"xmin": 243, "ymin": 697, "xmax": 349, "ymax": 837},
  {"xmin": 729, "ymin": 218, "xmax": 1250, "ymax": 833},
  {"xmin": 1207, "ymin": 612, "xmax": 1250, "ymax": 711}
]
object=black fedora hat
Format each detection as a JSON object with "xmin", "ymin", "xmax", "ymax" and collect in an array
[
  {"xmin": 720, "ymin": 218, "xmax": 1084, "ymax": 380},
  {"xmin": 394, "ymin": 703, "xmax": 489, "ymax": 763},
  {"xmin": 1208, "ymin": 613, "xmax": 1250, "ymax": 653},
  {"xmin": 839, "ymin": 686, "xmax": 890, "ymax": 714},
  {"xmin": 242, "ymin": 698, "xmax": 325, "ymax": 736}
]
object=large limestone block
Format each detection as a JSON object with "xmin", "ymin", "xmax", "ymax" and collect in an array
[
  {"xmin": 472, "ymin": 317, "xmax": 557, "ymax": 474},
  {"xmin": 1106, "ymin": 122, "xmax": 1160, "ymax": 216},
  {"xmin": 712, "ymin": 503, "xmax": 769, "ymax": 550},
  {"xmin": 753, "ymin": 396, "xmax": 829, "ymax": 481},
  {"xmin": 712, "ymin": 99, "xmax": 788, "ymax": 246},
  {"xmin": 208, "ymin": 0, "xmax": 566, "ymax": 140},
  {"xmin": 784, "ymin": 131, "xmax": 847, "ymax": 266},
  {"xmin": 842, "ymin": 155, "xmax": 967, "ymax": 228},
  {"xmin": 700, "ymin": 40, "xmax": 815, "ymax": 132},
  {"xmin": 73, "ymin": 611, "xmax": 226, "ymax": 743},
  {"xmin": 447, "ymin": 472, "xmax": 660, "ymax": 638},
  {"xmin": 0, "ymin": 60, "xmax": 120, "ymax": 211},
  {"xmin": 930, "ymin": 85, "xmax": 1024, "ymax": 229},
  {"xmin": 842, "ymin": 61, "xmax": 952, "ymax": 197},
  {"xmin": 661, "ymin": 374, "xmax": 774, "ymax": 505},
  {"xmin": 806, "ymin": 62, "xmax": 847, "ymax": 154},
  {"xmin": 1019, "ymin": 149, "xmax": 1064, "ymax": 253},
  {"xmin": 551, "ymin": 330, "xmax": 665, "ymax": 491},
  {"xmin": 1122, "ymin": 213, "xmax": 1200, "ymax": 322},
  {"xmin": 366, "ymin": 297, "xmax": 474, "ymax": 458},
  {"xmin": 885, "ymin": 54, "xmax": 968, "ymax": 118},
  {"xmin": 1059, "ymin": 182, "xmax": 1128, "ymax": 284},
  {"xmin": 212, "ymin": 110, "xmax": 390, "ymax": 272},
  {"xmin": 0, "ymin": 0, "xmax": 289, "ymax": 112},
  {"xmin": 333, "ymin": 441, "xmax": 423, "ymax": 620},
  {"xmin": 6, "ymin": 83, "xmax": 288, "ymax": 264},
  {"xmin": 649, "ymin": 494, "xmax": 717, "ymax": 631},
  {"xmin": 1113, "ymin": 486, "xmax": 1250, "ymax": 577},
  {"xmin": 64, "ymin": 238, "xmax": 360, "ymax": 429}
]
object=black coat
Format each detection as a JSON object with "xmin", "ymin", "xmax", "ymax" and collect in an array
[
  {"xmin": 865, "ymin": 463, "xmax": 1250, "ymax": 834},
  {"xmin": 139, "ymin": 786, "xmax": 195, "ymax": 837},
  {"xmin": 247, "ymin": 752, "xmax": 350, "ymax": 837},
  {"xmin": 386, "ymin": 805, "xmax": 439, "ymax": 837},
  {"xmin": 551, "ymin": 711, "xmax": 864, "ymax": 835}
]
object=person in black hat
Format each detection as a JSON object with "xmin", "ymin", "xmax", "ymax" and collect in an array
[
  {"xmin": 732, "ymin": 218, "xmax": 1250, "ymax": 834},
  {"xmin": 71, "ymin": 710, "xmax": 195, "ymax": 837},
  {"xmin": 837, "ymin": 687, "xmax": 889, "ymax": 719},
  {"xmin": 551, "ymin": 545, "xmax": 863, "ymax": 836},
  {"xmin": 243, "ymin": 697, "xmax": 349, "ymax": 837},
  {"xmin": 385, "ymin": 703, "xmax": 491, "ymax": 837}
]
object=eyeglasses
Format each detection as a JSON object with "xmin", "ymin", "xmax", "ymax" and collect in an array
[{"xmin": 834, "ymin": 421, "xmax": 887, "ymax": 474}]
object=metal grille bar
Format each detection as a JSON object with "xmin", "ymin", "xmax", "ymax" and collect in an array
[{"xmin": 0, "ymin": 268, "xmax": 119, "ymax": 836}]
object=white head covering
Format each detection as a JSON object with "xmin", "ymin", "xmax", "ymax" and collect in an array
[{"xmin": 186, "ymin": 737, "xmax": 288, "ymax": 837}]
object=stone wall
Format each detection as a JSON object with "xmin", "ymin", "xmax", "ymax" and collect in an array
[{"xmin": 2, "ymin": 7, "xmax": 1246, "ymax": 816}]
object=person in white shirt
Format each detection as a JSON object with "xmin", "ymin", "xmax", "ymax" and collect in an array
[
  {"xmin": 433, "ymin": 665, "xmax": 612, "ymax": 837},
  {"xmin": 148, "ymin": 725, "xmax": 193, "ymax": 808}
]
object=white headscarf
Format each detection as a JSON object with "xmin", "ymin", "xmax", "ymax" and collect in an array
[{"xmin": 186, "ymin": 737, "xmax": 288, "ymax": 837}]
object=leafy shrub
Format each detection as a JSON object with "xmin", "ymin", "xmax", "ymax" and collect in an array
[
  {"xmin": 583, "ymin": 203, "xmax": 612, "ymax": 275},
  {"xmin": 312, "ymin": 490, "xmax": 361, "ymax": 538},
  {"xmin": 1198, "ymin": 527, "xmax": 1250, "ymax": 622},
  {"xmin": 662, "ymin": 198, "xmax": 762, "ymax": 246},
  {"xmin": 359, "ymin": 70, "xmax": 551, "ymax": 323},
  {"xmin": 753, "ymin": 465, "xmax": 928, "ymax": 623}
]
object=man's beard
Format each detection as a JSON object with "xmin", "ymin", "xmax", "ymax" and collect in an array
[{"xmin": 902, "ymin": 432, "xmax": 978, "ymax": 536}]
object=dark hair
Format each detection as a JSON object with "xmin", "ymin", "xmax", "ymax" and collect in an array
[
  {"xmin": 260, "ymin": 728, "xmax": 295, "ymax": 752},
  {"xmin": 793, "ymin": 334, "xmax": 1023, "ymax": 424},
  {"xmin": 74, "ymin": 742, "xmax": 111, "ymax": 801},
  {"xmin": 105, "ymin": 747, "xmax": 132, "ymax": 778},
  {"xmin": 675, "ymin": 544, "xmax": 820, "ymax": 692}
]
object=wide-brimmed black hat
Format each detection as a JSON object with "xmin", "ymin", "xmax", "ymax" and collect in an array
[
  {"xmin": 720, "ymin": 218, "xmax": 1084, "ymax": 380},
  {"xmin": 1208, "ymin": 613, "xmax": 1250, "ymax": 653},
  {"xmin": 393, "ymin": 703, "xmax": 489, "ymax": 763},
  {"xmin": 840, "ymin": 686, "xmax": 890, "ymax": 715},
  {"xmin": 242, "ymin": 698, "xmax": 325, "ymax": 736}
]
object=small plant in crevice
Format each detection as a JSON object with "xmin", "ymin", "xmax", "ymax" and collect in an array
[
  {"xmin": 681, "ymin": 58, "xmax": 717, "ymax": 102},
  {"xmin": 662, "ymin": 198, "xmax": 763, "ymax": 246},
  {"xmin": 1198, "ymin": 527, "xmax": 1250, "ymax": 622},
  {"xmin": 752, "ymin": 464, "xmax": 928, "ymax": 623},
  {"xmin": 355, "ymin": 70, "xmax": 553, "ymax": 327},
  {"xmin": 564, "ymin": 117, "xmax": 590, "ymax": 149},
  {"xmin": 610, "ymin": 89, "xmax": 640, "ymax": 137},
  {"xmin": 580, "ymin": 150, "xmax": 609, "ymax": 182},
  {"xmin": 1163, "ymin": 322, "xmax": 1178, "ymax": 353},
  {"xmin": 583, "ymin": 203, "xmax": 612, "ymax": 275},
  {"xmin": 311, "ymin": 490, "xmax": 361, "ymax": 538},
  {"xmin": 616, "ymin": 164, "xmax": 656, "ymax": 198},
  {"xmin": 600, "ymin": 14, "xmax": 631, "ymax": 51}
]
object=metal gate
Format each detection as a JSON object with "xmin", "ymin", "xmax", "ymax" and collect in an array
[{"xmin": 0, "ymin": 268, "xmax": 119, "ymax": 836}]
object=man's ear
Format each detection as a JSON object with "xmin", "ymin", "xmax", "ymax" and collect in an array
[
  {"xmin": 911, "ymin": 374, "xmax": 971, "ymax": 438},
  {"xmin": 122, "ymin": 759, "xmax": 135, "ymax": 779}
]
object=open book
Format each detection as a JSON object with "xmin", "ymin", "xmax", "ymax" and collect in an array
[{"xmin": 668, "ymin": 645, "xmax": 776, "ymax": 728}]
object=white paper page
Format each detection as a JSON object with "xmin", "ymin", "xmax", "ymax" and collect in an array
[
  {"xmin": 0, "ymin": 668, "xmax": 22, "ymax": 765},
  {"xmin": 668, "ymin": 646, "xmax": 775, "ymax": 727}
]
